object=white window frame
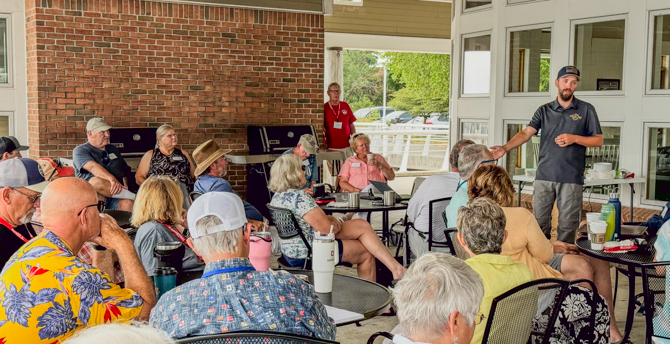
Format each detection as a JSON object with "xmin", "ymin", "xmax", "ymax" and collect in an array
[
  {"xmin": 462, "ymin": 0, "xmax": 492, "ymax": 14},
  {"xmin": 0, "ymin": 111, "xmax": 14, "ymax": 136},
  {"xmin": 458, "ymin": 119, "xmax": 489, "ymax": 145},
  {"xmin": 642, "ymin": 122, "xmax": 670, "ymax": 206},
  {"xmin": 460, "ymin": 31, "xmax": 492, "ymax": 98},
  {"xmin": 504, "ymin": 23, "xmax": 553, "ymax": 97},
  {"xmin": 0, "ymin": 14, "xmax": 13, "ymax": 89},
  {"xmin": 334, "ymin": 0, "xmax": 363, "ymax": 6},
  {"xmin": 507, "ymin": 0, "xmax": 549, "ymax": 5},
  {"xmin": 501, "ymin": 120, "xmax": 532, "ymax": 172},
  {"xmin": 646, "ymin": 9, "xmax": 670, "ymax": 95},
  {"xmin": 570, "ymin": 14, "xmax": 628, "ymax": 97}
]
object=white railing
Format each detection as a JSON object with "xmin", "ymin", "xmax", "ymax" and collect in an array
[{"xmin": 354, "ymin": 123, "xmax": 450, "ymax": 173}]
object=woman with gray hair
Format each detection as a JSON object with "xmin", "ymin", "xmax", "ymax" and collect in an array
[
  {"xmin": 392, "ymin": 252, "xmax": 484, "ymax": 344},
  {"xmin": 269, "ymin": 154, "xmax": 406, "ymax": 282},
  {"xmin": 338, "ymin": 133, "xmax": 395, "ymax": 193}
]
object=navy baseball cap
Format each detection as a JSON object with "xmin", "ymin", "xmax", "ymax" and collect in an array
[
  {"xmin": 0, "ymin": 158, "xmax": 50, "ymax": 192},
  {"xmin": 557, "ymin": 66, "xmax": 580, "ymax": 80}
]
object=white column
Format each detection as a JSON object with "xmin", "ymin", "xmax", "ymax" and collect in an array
[{"xmin": 325, "ymin": 47, "xmax": 344, "ymax": 100}]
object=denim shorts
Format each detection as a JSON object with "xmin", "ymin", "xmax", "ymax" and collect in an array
[
  {"xmin": 105, "ymin": 197, "xmax": 122, "ymax": 210},
  {"xmin": 284, "ymin": 239, "xmax": 345, "ymax": 268}
]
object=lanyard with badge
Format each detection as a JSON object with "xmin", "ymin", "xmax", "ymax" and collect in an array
[
  {"xmin": 328, "ymin": 102, "xmax": 343, "ymax": 129},
  {"xmin": 0, "ymin": 217, "xmax": 33, "ymax": 243},
  {"xmin": 157, "ymin": 220, "xmax": 203, "ymax": 262},
  {"xmin": 201, "ymin": 266, "xmax": 256, "ymax": 278}
]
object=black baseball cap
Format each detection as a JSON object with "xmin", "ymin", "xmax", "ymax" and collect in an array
[
  {"xmin": 0, "ymin": 136, "xmax": 29, "ymax": 155},
  {"xmin": 557, "ymin": 66, "xmax": 580, "ymax": 80}
]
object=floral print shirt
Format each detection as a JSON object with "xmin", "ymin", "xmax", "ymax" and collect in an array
[
  {"xmin": 270, "ymin": 189, "xmax": 319, "ymax": 259},
  {"xmin": 0, "ymin": 231, "xmax": 143, "ymax": 343},
  {"xmin": 149, "ymin": 258, "xmax": 336, "ymax": 340}
]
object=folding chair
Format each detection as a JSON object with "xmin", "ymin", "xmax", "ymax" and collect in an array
[{"xmin": 177, "ymin": 331, "xmax": 339, "ymax": 344}]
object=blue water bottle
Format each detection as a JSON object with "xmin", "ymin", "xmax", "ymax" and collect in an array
[{"xmin": 608, "ymin": 192, "xmax": 622, "ymax": 241}]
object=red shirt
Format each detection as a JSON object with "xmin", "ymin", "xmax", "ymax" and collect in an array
[{"xmin": 324, "ymin": 101, "xmax": 356, "ymax": 149}]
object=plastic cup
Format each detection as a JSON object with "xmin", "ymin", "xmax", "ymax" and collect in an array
[
  {"xmin": 249, "ymin": 233, "xmax": 272, "ymax": 271},
  {"xmin": 588, "ymin": 220, "xmax": 608, "ymax": 250},
  {"xmin": 586, "ymin": 212, "xmax": 601, "ymax": 224}
]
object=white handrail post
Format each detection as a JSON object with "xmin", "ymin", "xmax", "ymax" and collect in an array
[
  {"xmin": 400, "ymin": 134, "xmax": 411, "ymax": 172},
  {"xmin": 422, "ymin": 134, "xmax": 431, "ymax": 156}
]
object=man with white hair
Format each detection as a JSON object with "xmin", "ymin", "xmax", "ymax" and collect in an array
[
  {"xmin": 444, "ymin": 144, "xmax": 496, "ymax": 228},
  {"xmin": 0, "ymin": 158, "xmax": 49, "ymax": 266},
  {"xmin": 281, "ymin": 134, "xmax": 320, "ymax": 192},
  {"xmin": 392, "ymin": 252, "xmax": 484, "ymax": 344},
  {"xmin": 150, "ymin": 192, "xmax": 336, "ymax": 340}
]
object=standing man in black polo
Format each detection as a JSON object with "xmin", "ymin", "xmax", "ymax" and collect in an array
[{"xmin": 491, "ymin": 66, "xmax": 603, "ymax": 244}]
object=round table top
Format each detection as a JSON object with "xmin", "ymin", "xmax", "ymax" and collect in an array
[
  {"xmin": 283, "ymin": 269, "xmax": 391, "ymax": 326},
  {"xmin": 104, "ymin": 210, "xmax": 132, "ymax": 229},
  {"xmin": 320, "ymin": 199, "xmax": 408, "ymax": 214},
  {"xmin": 575, "ymin": 236, "xmax": 656, "ymax": 265}
]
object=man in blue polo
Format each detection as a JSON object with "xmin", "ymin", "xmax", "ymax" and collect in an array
[{"xmin": 491, "ymin": 66, "xmax": 603, "ymax": 244}]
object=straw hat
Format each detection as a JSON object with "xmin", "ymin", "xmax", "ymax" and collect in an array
[{"xmin": 193, "ymin": 140, "xmax": 232, "ymax": 176}]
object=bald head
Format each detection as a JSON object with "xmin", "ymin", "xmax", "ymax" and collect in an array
[{"xmin": 42, "ymin": 178, "xmax": 98, "ymax": 228}]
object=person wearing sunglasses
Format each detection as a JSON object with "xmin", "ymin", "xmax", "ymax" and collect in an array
[
  {"xmin": 0, "ymin": 158, "xmax": 49, "ymax": 267},
  {"xmin": 0, "ymin": 177, "xmax": 155, "ymax": 343}
]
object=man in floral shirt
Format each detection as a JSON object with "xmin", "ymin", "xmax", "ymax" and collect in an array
[
  {"xmin": 150, "ymin": 192, "xmax": 336, "ymax": 340},
  {"xmin": 0, "ymin": 178, "xmax": 155, "ymax": 343}
]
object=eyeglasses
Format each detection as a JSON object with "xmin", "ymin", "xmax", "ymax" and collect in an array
[
  {"xmin": 328, "ymin": 89, "xmax": 340, "ymax": 93},
  {"xmin": 480, "ymin": 159, "xmax": 498, "ymax": 165},
  {"xmin": 77, "ymin": 201, "xmax": 106, "ymax": 216},
  {"xmin": 11, "ymin": 188, "xmax": 40, "ymax": 205}
]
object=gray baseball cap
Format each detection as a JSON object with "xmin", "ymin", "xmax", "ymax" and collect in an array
[
  {"xmin": 0, "ymin": 158, "xmax": 50, "ymax": 192},
  {"xmin": 86, "ymin": 117, "xmax": 112, "ymax": 132}
]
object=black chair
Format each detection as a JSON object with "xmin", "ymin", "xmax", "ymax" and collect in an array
[
  {"xmin": 482, "ymin": 278, "xmax": 570, "ymax": 344},
  {"xmin": 428, "ymin": 197, "xmax": 452, "ymax": 252},
  {"xmin": 366, "ymin": 331, "xmax": 394, "ymax": 344},
  {"xmin": 267, "ymin": 204, "xmax": 313, "ymax": 270},
  {"xmin": 641, "ymin": 261, "xmax": 670, "ymax": 344},
  {"xmin": 177, "ymin": 331, "xmax": 339, "ymax": 344},
  {"xmin": 190, "ymin": 191, "xmax": 203, "ymax": 201}
]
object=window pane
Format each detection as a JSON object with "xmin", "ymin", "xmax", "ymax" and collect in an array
[
  {"xmin": 651, "ymin": 14, "xmax": 670, "ymax": 90},
  {"xmin": 508, "ymin": 28, "xmax": 551, "ymax": 93},
  {"xmin": 0, "ymin": 18, "xmax": 7, "ymax": 84},
  {"xmin": 648, "ymin": 127, "xmax": 670, "ymax": 202},
  {"xmin": 465, "ymin": 0, "xmax": 491, "ymax": 10},
  {"xmin": 573, "ymin": 19, "xmax": 625, "ymax": 91},
  {"xmin": 585, "ymin": 126, "xmax": 621, "ymax": 195},
  {"xmin": 504, "ymin": 124, "xmax": 537, "ymax": 187},
  {"xmin": 0, "ymin": 116, "xmax": 8, "ymax": 137},
  {"xmin": 463, "ymin": 35, "xmax": 491, "ymax": 94},
  {"xmin": 461, "ymin": 122, "xmax": 488, "ymax": 145}
]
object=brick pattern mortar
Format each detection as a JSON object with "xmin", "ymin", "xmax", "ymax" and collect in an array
[{"xmin": 25, "ymin": 0, "xmax": 325, "ymax": 195}]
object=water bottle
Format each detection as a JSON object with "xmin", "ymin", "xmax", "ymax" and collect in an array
[
  {"xmin": 153, "ymin": 267, "xmax": 178, "ymax": 300},
  {"xmin": 600, "ymin": 204, "xmax": 616, "ymax": 242},
  {"xmin": 608, "ymin": 192, "xmax": 622, "ymax": 241}
]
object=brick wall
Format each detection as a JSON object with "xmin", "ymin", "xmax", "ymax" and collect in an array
[{"xmin": 25, "ymin": 0, "xmax": 325, "ymax": 194}]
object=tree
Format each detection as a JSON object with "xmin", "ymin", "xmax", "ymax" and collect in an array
[
  {"xmin": 382, "ymin": 52, "xmax": 450, "ymax": 117},
  {"xmin": 342, "ymin": 50, "xmax": 402, "ymax": 113}
]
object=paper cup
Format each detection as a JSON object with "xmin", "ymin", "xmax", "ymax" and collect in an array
[
  {"xmin": 586, "ymin": 212, "xmax": 601, "ymax": 224},
  {"xmin": 367, "ymin": 153, "xmax": 373, "ymax": 162},
  {"xmin": 588, "ymin": 220, "xmax": 608, "ymax": 250}
]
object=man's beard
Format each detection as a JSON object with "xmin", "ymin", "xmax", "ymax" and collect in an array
[
  {"xmin": 559, "ymin": 88, "xmax": 573, "ymax": 101},
  {"xmin": 19, "ymin": 209, "xmax": 35, "ymax": 225}
]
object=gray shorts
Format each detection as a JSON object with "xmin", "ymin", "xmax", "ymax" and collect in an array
[{"xmin": 549, "ymin": 253, "xmax": 564, "ymax": 272}]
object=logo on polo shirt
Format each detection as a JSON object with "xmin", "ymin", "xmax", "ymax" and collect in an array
[{"xmin": 569, "ymin": 114, "xmax": 582, "ymax": 121}]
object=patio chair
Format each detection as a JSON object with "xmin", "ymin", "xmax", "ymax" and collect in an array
[
  {"xmin": 641, "ymin": 261, "xmax": 670, "ymax": 344},
  {"xmin": 389, "ymin": 177, "xmax": 425, "ymax": 262},
  {"xmin": 189, "ymin": 191, "xmax": 203, "ymax": 201},
  {"xmin": 482, "ymin": 278, "xmax": 570, "ymax": 344},
  {"xmin": 366, "ymin": 332, "xmax": 394, "ymax": 344},
  {"xmin": 267, "ymin": 204, "xmax": 313, "ymax": 270},
  {"xmin": 428, "ymin": 197, "xmax": 452, "ymax": 252},
  {"xmin": 176, "ymin": 331, "xmax": 339, "ymax": 344}
]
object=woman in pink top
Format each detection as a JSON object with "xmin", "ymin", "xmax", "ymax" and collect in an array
[{"xmin": 338, "ymin": 134, "xmax": 395, "ymax": 192}]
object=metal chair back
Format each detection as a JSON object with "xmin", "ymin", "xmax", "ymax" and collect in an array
[
  {"xmin": 482, "ymin": 278, "xmax": 570, "ymax": 344},
  {"xmin": 190, "ymin": 191, "xmax": 203, "ymax": 201},
  {"xmin": 177, "ymin": 331, "xmax": 339, "ymax": 344},
  {"xmin": 641, "ymin": 261, "xmax": 670, "ymax": 343},
  {"xmin": 266, "ymin": 204, "xmax": 312, "ymax": 269},
  {"xmin": 428, "ymin": 197, "xmax": 451, "ymax": 251},
  {"xmin": 366, "ymin": 331, "xmax": 394, "ymax": 344}
]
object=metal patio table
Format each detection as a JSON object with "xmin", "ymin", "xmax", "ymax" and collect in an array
[{"xmin": 320, "ymin": 199, "xmax": 408, "ymax": 245}]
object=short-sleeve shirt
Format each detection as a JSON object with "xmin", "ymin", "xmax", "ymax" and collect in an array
[
  {"xmin": 73, "ymin": 142, "xmax": 128, "ymax": 183},
  {"xmin": 528, "ymin": 97, "xmax": 602, "ymax": 185},
  {"xmin": 324, "ymin": 101, "xmax": 355, "ymax": 149},
  {"xmin": 444, "ymin": 180, "xmax": 468, "ymax": 228},
  {"xmin": 269, "ymin": 189, "xmax": 318, "ymax": 259},
  {"xmin": 281, "ymin": 149, "xmax": 318, "ymax": 187},
  {"xmin": 0, "ymin": 231, "xmax": 143, "ymax": 343},
  {"xmin": 338, "ymin": 155, "xmax": 391, "ymax": 190},
  {"xmin": 133, "ymin": 221, "xmax": 205, "ymax": 277},
  {"xmin": 0, "ymin": 221, "xmax": 37, "ymax": 268},
  {"xmin": 149, "ymin": 258, "xmax": 336, "ymax": 340},
  {"xmin": 194, "ymin": 176, "xmax": 264, "ymax": 222}
]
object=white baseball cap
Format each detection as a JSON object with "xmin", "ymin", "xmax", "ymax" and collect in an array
[{"xmin": 187, "ymin": 192, "xmax": 247, "ymax": 239}]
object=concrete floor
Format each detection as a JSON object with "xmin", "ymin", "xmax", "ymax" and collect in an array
[{"xmin": 333, "ymin": 177, "xmax": 648, "ymax": 344}]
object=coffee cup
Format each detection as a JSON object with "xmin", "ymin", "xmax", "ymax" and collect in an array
[
  {"xmin": 348, "ymin": 192, "xmax": 360, "ymax": 208},
  {"xmin": 367, "ymin": 153, "xmax": 374, "ymax": 162},
  {"xmin": 383, "ymin": 190, "xmax": 396, "ymax": 206},
  {"xmin": 249, "ymin": 232, "xmax": 272, "ymax": 271},
  {"xmin": 588, "ymin": 220, "xmax": 608, "ymax": 250},
  {"xmin": 153, "ymin": 267, "xmax": 178, "ymax": 300},
  {"xmin": 312, "ymin": 233, "xmax": 339, "ymax": 293},
  {"xmin": 586, "ymin": 212, "xmax": 601, "ymax": 224}
]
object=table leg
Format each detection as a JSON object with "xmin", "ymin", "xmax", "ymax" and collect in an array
[
  {"xmin": 621, "ymin": 266, "xmax": 636, "ymax": 343},
  {"xmin": 629, "ymin": 183, "xmax": 635, "ymax": 222},
  {"xmin": 383, "ymin": 211, "xmax": 389, "ymax": 247},
  {"xmin": 517, "ymin": 181, "xmax": 526, "ymax": 207}
]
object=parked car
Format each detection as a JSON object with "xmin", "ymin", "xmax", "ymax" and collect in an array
[
  {"xmin": 383, "ymin": 111, "xmax": 414, "ymax": 124},
  {"xmin": 425, "ymin": 112, "xmax": 449, "ymax": 126},
  {"xmin": 353, "ymin": 106, "xmax": 396, "ymax": 120}
]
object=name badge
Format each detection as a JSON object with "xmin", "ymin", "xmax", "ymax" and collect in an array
[
  {"xmin": 352, "ymin": 163, "xmax": 361, "ymax": 168},
  {"xmin": 172, "ymin": 156, "xmax": 184, "ymax": 162},
  {"xmin": 333, "ymin": 122, "xmax": 343, "ymax": 129},
  {"xmin": 108, "ymin": 153, "xmax": 118, "ymax": 160}
]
